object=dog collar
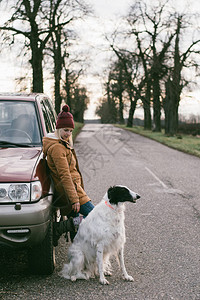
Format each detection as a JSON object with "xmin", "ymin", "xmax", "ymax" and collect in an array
[{"xmin": 105, "ymin": 201, "xmax": 114, "ymax": 209}]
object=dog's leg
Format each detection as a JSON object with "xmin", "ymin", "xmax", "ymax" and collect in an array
[
  {"xmin": 118, "ymin": 247, "xmax": 134, "ymax": 282},
  {"xmin": 96, "ymin": 244, "xmax": 109, "ymax": 285},
  {"xmin": 103, "ymin": 255, "xmax": 112, "ymax": 276}
]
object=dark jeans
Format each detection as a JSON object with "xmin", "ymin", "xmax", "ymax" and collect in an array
[{"xmin": 68, "ymin": 201, "xmax": 95, "ymax": 218}]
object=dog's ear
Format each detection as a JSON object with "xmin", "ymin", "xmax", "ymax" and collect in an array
[{"xmin": 107, "ymin": 186, "xmax": 114, "ymax": 200}]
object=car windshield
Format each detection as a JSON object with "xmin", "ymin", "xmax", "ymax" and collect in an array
[{"xmin": 0, "ymin": 101, "xmax": 41, "ymax": 146}]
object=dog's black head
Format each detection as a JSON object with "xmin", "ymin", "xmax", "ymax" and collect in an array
[{"xmin": 107, "ymin": 185, "xmax": 140, "ymax": 205}]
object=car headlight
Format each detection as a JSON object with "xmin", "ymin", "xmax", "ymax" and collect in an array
[
  {"xmin": 0, "ymin": 188, "xmax": 7, "ymax": 199},
  {"xmin": 9, "ymin": 184, "xmax": 29, "ymax": 201},
  {"xmin": 0, "ymin": 182, "xmax": 42, "ymax": 202}
]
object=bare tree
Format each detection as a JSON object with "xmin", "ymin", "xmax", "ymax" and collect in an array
[
  {"xmin": 61, "ymin": 62, "xmax": 90, "ymax": 121},
  {"xmin": 72, "ymin": 85, "xmax": 90, "ymax": 122},
  {"xmin": 107, "ymin": 59, "xmax": 127, "ymax": 124},
  {"xmin": 110, "ymin": 46, "xmax": 142, "ymax": 127},
  {"xmin": 126, "ymin": 0, "xmax": 178, "ymax": 131},
  {"xmin": 0, "ymin": 0, "xmax": 62, "ymax": 92},
  {"xmin": 96, "ymin": 71, "xmax": 118, "ymax": 124},
  {"xmin": 108, "ymin": 1, "xmax": 176, "ymax": 129},
  {"xmin": 0, "ymin": 0, "xmax": 90, "ymax": 96},
  {"xmin": 45, "ymin": 0, "xmax": 91, "ymax": 114},
  {"xmin": 164, "ymin": 15, "xmax": 200, "ymax": 135}
]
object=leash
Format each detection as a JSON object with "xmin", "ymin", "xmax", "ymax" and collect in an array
[{"xmin": 105, "ymin": 201, "xmax": 114, "ymax": 209}]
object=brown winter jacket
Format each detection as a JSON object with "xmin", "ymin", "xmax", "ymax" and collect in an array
[{"xmin": 42, "ymin": 133, "xmax": 90, "ymax": 215}]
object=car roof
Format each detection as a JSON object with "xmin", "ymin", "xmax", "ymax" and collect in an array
[{"xmin": 0, "ymin": 93, "xmax": 50, "ymax": 102}]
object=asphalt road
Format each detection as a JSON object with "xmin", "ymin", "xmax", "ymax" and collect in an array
[{"xmin": 0, "ymin": 124, "xmax": 200, "ymax": 300}]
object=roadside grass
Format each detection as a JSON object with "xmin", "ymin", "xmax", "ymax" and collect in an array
[
  {"xmin": 73, "ymin": 122, "xmax": 84, "ymax": 141},
  {"xmin": 115, "ymin": 124, "xmax": 200, "ymax": 158}
]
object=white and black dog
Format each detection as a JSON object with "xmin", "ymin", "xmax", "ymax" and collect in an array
[{"xmin": 59, "ymin": 185, "xmax": 140, "ymax": 285}]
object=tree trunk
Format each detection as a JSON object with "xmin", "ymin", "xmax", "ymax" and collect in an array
[
  {"xmin": 127, "ymin": 96, "xmax": 137, "ymax": 127},
  {"xmin": 31, "ymin": 54, "xmax": 44, "ymax": 92},
  {"xmin": 164, "ymin": 18, "xmax": 182, "ymax": 135},
  {"xmin": 164, "ymin": 78, "xmax": 178, "ymax": 136},
  {"xmin": 118, "ymin": 68, "xmax": 124, "ymax": 124},
  {"xmin": 54, "ymin": 68, "xmax": 62, "ymax": 115},
  {"xmin": 174, "ymin": 102, "xmax": 179, "ymax": 133},
  {"xmin": 119, "ymin": 94, "xmax": 124, "ymax": 124},
  {"xmin": 152, "ymin": 77, "xmax": 161, "ymax": 131},
  {"xmin": 143, "ymin": 80, "xmax": 152, "ymax": 130},
  {"xmin": 53, "ymin": 29, "xmax": 62, "ymax": 115},
  {"xmin": 28, "ymin": 11, "xmax": 44, "ymax": 93},
  {"xmin": 30, "ymin": 39, "xmax": 44, "ymax": 93},
  {"xmin": 64, "ymin": 69, "xmax": 71, "ymax": 107}
]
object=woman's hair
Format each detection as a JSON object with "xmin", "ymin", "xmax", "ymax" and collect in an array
[{"xmin": 55, "ymin": 129, "xmax": 73, "ymax": 147}]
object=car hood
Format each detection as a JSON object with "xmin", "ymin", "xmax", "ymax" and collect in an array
[{"xmin": 0, "ymin": 147, "xmax": 41, "ymax": 182}]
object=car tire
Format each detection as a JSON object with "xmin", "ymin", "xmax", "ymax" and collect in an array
[{"xmin": 28, "ymin": 216, "xmax": 56, "ymax": 275}]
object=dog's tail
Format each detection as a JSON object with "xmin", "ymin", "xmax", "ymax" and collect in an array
[
  {"xmin": 59, "ymin": 262, "xmax": 72, "ymax": 280},
  {"xmin": 59, "ymin": 248, "xmax": 85, "ymax": 281}
]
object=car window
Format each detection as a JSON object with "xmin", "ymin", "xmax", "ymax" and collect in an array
[
  {"xmin": 0, "ymin": 101, "xmax": 41, "ymax": 145},
  {"xmin": 44, "ymin": 98, "xmax": 57, "ymax": 131},
  {"xmin": 40, "ymin": 100, "xmax": 53, "ymax": 133}
]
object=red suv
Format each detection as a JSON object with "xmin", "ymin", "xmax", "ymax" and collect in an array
[{"xmin": 0, "ymin": 93, "xmax": 58, "ymax": 275}]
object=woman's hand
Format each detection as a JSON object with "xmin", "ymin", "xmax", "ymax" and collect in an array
[{"xmin": 72, "ymin": 202, "xmax": 80, "ymax": 213}]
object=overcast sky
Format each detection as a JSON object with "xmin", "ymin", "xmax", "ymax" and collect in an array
[
  {"xmin": 88, "ymin": 0, "xmax": 132, "ymax": 17},
  {"xmin": 0, "ymin": 0, "xmax": 199, "ymax": 119}
]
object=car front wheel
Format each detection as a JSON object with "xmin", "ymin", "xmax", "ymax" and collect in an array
[{"xmin": 28, "ymin": 216, "xmax": 55, "ymax": 275}]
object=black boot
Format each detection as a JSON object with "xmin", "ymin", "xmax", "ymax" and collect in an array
[{"xmin": 53, "ymin": 217, "xmax": 75, "ymax": 247}]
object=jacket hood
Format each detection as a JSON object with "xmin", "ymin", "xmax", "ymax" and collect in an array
[{"xmin": 42, "ymin": 133, "xmax": 60, "ymax": 157}]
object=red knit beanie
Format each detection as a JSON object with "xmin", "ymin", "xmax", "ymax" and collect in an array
[{"xmin": 56, "ymin": 105, "xmax": 74, "ymax": 129}]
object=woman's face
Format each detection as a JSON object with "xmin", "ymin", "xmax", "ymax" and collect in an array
[{"xmin": 60, "ymin": 128, "xmax": 73, "ymax": 140}]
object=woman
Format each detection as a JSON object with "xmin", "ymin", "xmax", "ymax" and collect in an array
[{"xmin": 42, "ymin": 105, "xmax": 94, "ymax": 244}]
